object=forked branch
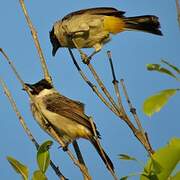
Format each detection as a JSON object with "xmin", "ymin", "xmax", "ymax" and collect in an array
[{"xmin": 68, "ymin": 48, "xmax": 154, "ymax": 155}]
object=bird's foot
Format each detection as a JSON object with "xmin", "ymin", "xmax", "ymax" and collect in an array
[
  {"xmin": 81, "ymin": 53, "xmax": 91, "ymax": 64},
  {"xmin": 62, "ymin": 146, "xmax": 68, "ymax": 151},
  {"xmin": 58, "ymin": 144, "xmax": 68, "ymax": 151}
]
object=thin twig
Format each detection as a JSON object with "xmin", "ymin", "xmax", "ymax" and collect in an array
[
  {"xmin": 107, "ymin": 51, "xmax": 125, "ymax": 111},
  {"xmin": 67, "ymin": 41, "xmax": 120, "ymax": 116},
  {"xmin": 68, "ymin": 48, "xmax": 153, "ymax": 154},
  {"xmin": 72, "ymin": 140, "xmax": 86, "ymax": 165},
  {"xmin": 68, "ymin": 49, "xmax": 118, "ymax": 179},
  {"xmin": 72, "ymin": 140, "xmax": 91, "ymax": 179},
  {"xmin": 87, "ymin": 63, "xmax": 121, "ymax": 115},
  {"xmin": 0, "ymin": 77, "xmax": 67, "ymax": 180},
  {"xmin": 0, "ymin": 49, "xmax": 91, "ymax": 180},
  {"xmin": 68, "ymin": 37, "xmax": 121, "ymax": 115},
  {"xmin": 120, "ymin": 79, "xmax": 154, "ymax": 155},
  {"xmin": 68, "ymin": 48, "xmax": 118, "ymax": 115},
  {"xmin": 0, "ymin": 49, "xmax": 24, "ymax": 86},
  {"xmin": 19, "ymin": 0, "xmax": 51, "ymax": 83},
  {"xmin": 38, "ymin": 114, "xmax": 91, "ymax": 180},
  {"xmin": 106, "ymin": 50, "xmax": 154, "ymax": 153},
  {"xmin": 18, "ymin": 1, "xmax": 92, "ymax": 177},
  {"xmin": 0, "ymin": 77, "xmax": 37, "ymax": 148},
  {"xmin": 107, "ymin": 51, "xmax": 116, "ymax": 83}
]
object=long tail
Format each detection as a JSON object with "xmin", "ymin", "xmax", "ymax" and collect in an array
[
  {"xmin": 91, "ymin": 138, "xmax": 114, "ymax": 172},
  {"xmin": 123, "ymin": 15, "xmax": 163, "ymax": 35}
]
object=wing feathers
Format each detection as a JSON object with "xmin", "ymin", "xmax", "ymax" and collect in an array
[
  {"xmin": 45, "ymin": 93, "xmax": 100, "ymax": 137},
  {"xmin": 63, "ymin": 7, "xmax": 125, "ymax": 20}
]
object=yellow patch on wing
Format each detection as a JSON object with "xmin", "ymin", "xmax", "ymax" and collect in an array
[{"xmin": 103, "ymin": 16, "xmax": 125, "ymax": 34}]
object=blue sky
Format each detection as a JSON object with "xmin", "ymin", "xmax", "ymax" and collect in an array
[{"xmin": 0, "ymin": 1, "xmax": 179, "ymax": 179}]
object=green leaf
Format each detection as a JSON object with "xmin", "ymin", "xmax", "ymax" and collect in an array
[
  {"xmin": 119, "ymin": 154, "xmax": 145, "ymax": 168},
  {"xmin": 118, "ymin": 154, "xmax": 136, "ymax": 161},
  {"xmin": 120, "ymin": 176, "xmax": 128, "ymax": 180},
  {"xmin": 161, "ymin": 60, "xmax": 180, "ymax": 74},
  {"xmin": 7, "ymin": 156, "xmax": 28, "ymax": 180},
  {"xmin": 37, "ymin": 140, "xmax": 53, "ymax": 173},
  {"xmin": 143, "ymin": 89, "xmax": 177, "ymax": 116},
  {"xmin": 141, "ymin": 174, "xmax": 159, "ymax": 180},
  {"xmin": 146, "ymin": 64, "xmax": 177, "ymax": 78},
  {"xmin": 32, "ymin": 170, "xmax": 47, "ymax": 180},
  {"xmin": 171, "ymin": 171, "xmax": 180, "ymax": 180},
  {"xmin": 120, "ymin": 173, "xmax": 143, "ymax": 180},
  {"xmin": 140, "ymin": 138, "xmax": 180, "ymax": 180},
  {"xmin": 151, "ymin": 158, "xmax": 163, "ymax": 174}
]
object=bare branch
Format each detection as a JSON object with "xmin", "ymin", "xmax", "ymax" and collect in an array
[
  {"xmin": 107, "ymin": 51, "xmax": 125, "ymax": 111},
  {"xmin": 37, "ymin": 114, "xmax": 92, "ymax": 180},
  {"xmin": 73, "ymin": 140, "xmax": 86, "ymax": 165},
  {"xmin": 18, "ymin": 0, "xmax": 92, "ymax": 177},
  {"xmin": 0, "ymin": 49, "xmax": 25, "ymax": 87},
  {"xmin": 68, "ymin": 47, "xmax": 154, "ymax": 155},
  {"xmin": 0, "ymin": 77, "xmax": 67, "ymax": 180},
  {"xmin": 18, "ymin": 2, "xmax": 92, "ymax": 176},
  {"xmin": 68, "ymin": 37, "xmax": 121, "ymax": 116},
  {"xmin": 19, "ymin": 0, "xmax": 51, "ymax": 83},
  {"xmin": 106, "ymin": 50, "xmax": 154, "ymax": 154},
  {"xmin": 120, "ymin": 79, "xmax": 154, "ymax": 155},
  {"xmin": 0, "ymin": 48, "xmax": 91, "ymax": 180},
  {"xmin": 68, "ymin": 48, "xmax": 118, "ymax": 115},
  {"xmin": 87, "ymin": 63, "xmax": 121, "ymax": 116}
]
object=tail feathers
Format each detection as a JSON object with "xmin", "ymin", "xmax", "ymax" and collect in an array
[
  {"xmin": 91, "ymin": 138, "xmax": 114, "ymax": 172},
  {"xmin": 124, "ymin": 15, "xmax": 163, "ymax": 36}
]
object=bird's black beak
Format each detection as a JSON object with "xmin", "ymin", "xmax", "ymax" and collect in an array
[
  {"xmin": 49, "ymin": 27, "xmax": 61, "ymax": 57},
  {"xmin": 23, "ymin": 83, "xmax": 34, "ymax": 92},
  {"xmin": 52, "ymin": 44, "xmax": 59, "ymax": 56}
]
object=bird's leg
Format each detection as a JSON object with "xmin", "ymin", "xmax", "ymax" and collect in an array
[
  {"xmin": 58, "ymin": 144, "xmax": 68, "ymax": 151},
  {"xmin": 62, "ymin": 145, "xmax": 68, "ymax": 151},
  {"xmin": 84, "ymin": 33, "xmax": 109, "ymax": 64},
  {"xmin": 71, "ymin": 38, "xmax": 89, "ymax": 63},
  {"xmin": 71, "ymin": 41, "xmax": 101, "ymax": 64},
  {"xmin": 83, "ymin": 43, "xmax": 102, "ymax": 64}
]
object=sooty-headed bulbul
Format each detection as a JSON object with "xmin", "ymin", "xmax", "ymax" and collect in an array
[
  {"xmin": 25, "ymin": 79, "xmax": 114, "ymax": 173},
  {"xmin": 50, "ymin": 7, "xmax": 162, "ymax": 60}
]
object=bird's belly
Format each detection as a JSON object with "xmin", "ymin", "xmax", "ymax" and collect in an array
[
  {"xmin": 42, "ymin": 109, "xmax": 91, "ymax": 142},
  {"xmin": 75, "ymin": 30, "xmax": 110, "ymax": 48}
]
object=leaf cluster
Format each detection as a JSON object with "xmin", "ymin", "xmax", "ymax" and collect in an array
[{"xmin": 7, "ymin": 140, "xmax": 53, "ymax": 180}]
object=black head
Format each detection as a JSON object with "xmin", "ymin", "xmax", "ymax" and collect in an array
[
  {"xmin": 49, "ymin": 27, "xmax": 61, "ymax": 56},
  {"xmin": 25, "ymin": 79, "xmax": 53, "ymax": 95}
]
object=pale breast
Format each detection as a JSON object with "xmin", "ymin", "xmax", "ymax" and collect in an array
[
  {"xmin": 31, "ymin": 95, "xmax": 92, "ymax": 145},
  {"xmin": 41, "ymin": 107, "xmax": 92, "ymax": 141}
]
